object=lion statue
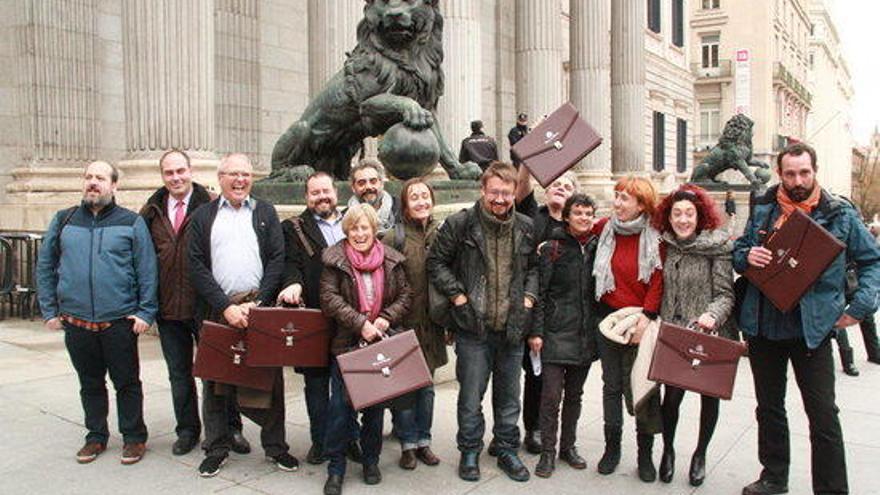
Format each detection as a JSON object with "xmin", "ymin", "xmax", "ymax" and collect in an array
[
  {"xmin": 270, "ymin": 0, "xmax": 481, "ymax": 181},
  {"xmin": 690, "ymin": 114, "xmax": 771, "ymax": 190}
]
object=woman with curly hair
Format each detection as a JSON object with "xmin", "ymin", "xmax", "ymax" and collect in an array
[{"xmin": 651, "ymin": 184, "xmax": 735, "ymax": 487}]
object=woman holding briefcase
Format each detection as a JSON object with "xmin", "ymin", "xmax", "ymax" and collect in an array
[
  {"xmin": 320, "ymin": 203, "xmax": 412, "ymax": 495},
  {"xmin": 652, "ymin": 185, "xmax": 735, "ymax": 487}
]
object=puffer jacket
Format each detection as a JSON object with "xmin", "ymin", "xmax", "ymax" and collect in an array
[
  {"xmin": 660, "ymin": 228, "xmax": 736, "ymax": 339},
  {"xmin": 320, "ymin": 242, "xmax": 412, "ymax": 356},
  {"xmin": 426, "ymin": 202, "xmax": 538, "ymax": 343},
  {"xmin": 37, "ymin": 200, "xmax": 158, "ymax": 324},
  {"xmin": 140, "ymin": 183, "xmax": 214, "ymax": 321},
  {"xmin": 733, "ymin": 185, "xmax": 880, "ymax": 348},
  {"xmin": 530, "ymin": 228, "xmax": 599, "ymax": 365}
]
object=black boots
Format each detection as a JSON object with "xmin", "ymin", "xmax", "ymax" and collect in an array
[
  {"xmin": 659, "ymin": 447, "xmax": 674, "ymax": 483},
  {"xmin": 597, "ymin": 426, "xmax": 621, "ymax": 475},
  {"xmin": 523, "ymin": 430, "xmax": 542, "ymax": 455},
  {"xmin": 841, "ymin": 348, "xmax": 860, "ymax": 376},
  {"xmin": 535, "ymin": 452, "xmax": 555, "ymax": 478},
  {"xmin": 689, "ymin": 451, "xmax": 706, "ymax": 486},
  {"xmin": 637, "ymin": 433, "xmax": 657, "ymax": 482}
]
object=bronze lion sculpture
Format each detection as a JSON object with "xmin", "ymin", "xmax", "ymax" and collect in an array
[
  {"xmin": 690, "ymin": 114, "xmax": 771, "ymax": 189},
  {"xmin": 270, "ymin": 0, "xmax": 481, "ymax": 180}
]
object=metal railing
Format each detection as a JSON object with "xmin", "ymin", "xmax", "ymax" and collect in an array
[{"xmin": 0, "ymin": 233, "xmax": 43, "ymax": 320}]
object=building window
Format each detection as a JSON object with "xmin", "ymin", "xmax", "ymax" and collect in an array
[
  {"xmin": 701, "ymin": 34, "xmax": 720, "ymax": 68},
  {"xmin": 699, "ymin": 102, "xmax": 720, "ymax": 147},
  {"xmin": 653, "ymin": 111, "xmax": 665, "ymax": 172},
  {"xmin": 672, "ymin": 0, "xmax": 684, "ymax": 47},
  {"xmin": 676, "ymin": 118, "xmax": 688, "ymax": 173},
  {"xmin": 702, "ymin": 0, "xmax": 720, "ymax": 8},
  {"xmin": 648, "ymin": 0, "xmax": 661, "ymax": 33}
]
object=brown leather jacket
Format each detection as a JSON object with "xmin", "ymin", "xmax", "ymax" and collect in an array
[
  {"xmin": 139, "ymin": 183, "xmax": 214, "ymax": 321},
  {"xmin": 320, "ymin": 242, "xmax": 412, "ymax": 356}
]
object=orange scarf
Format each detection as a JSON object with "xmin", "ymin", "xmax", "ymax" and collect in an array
[{"xmin": 774, "ymin": 184, "xmax": 821, "ymax": 229}]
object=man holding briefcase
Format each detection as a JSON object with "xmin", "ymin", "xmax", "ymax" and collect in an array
[{"xmin": 734, "ymin": 143, "xmax": 880, "ymax": 495}]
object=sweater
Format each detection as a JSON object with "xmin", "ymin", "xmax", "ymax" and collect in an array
[{"xmin": 592, "ymin": 217, "xmax": 663, "ymax": 315}]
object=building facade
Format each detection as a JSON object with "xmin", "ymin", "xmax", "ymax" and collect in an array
[
  {"xmin": 0, "ymin": 0, "xmax": 693, "ymax": 231},
  {"xmin": 689, "ymin": 0, "xmax": 813, "ymax": 167}
]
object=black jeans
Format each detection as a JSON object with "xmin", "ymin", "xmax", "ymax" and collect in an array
[
  {"xmin": 63, "ymin": 319, "xmax": 147, "ymax": 445},
  {"xmin": 597, "ymin": 335, "xmax": 662, "ymax": 435},
  {"xmin": 748, "ymin": 336, "xmax": 848, "ymax": 494},
  {"xmin": 539, "ymin": 363, "xmax": 590, "ymax": 454},
  {"xmin": 158, "ymin": 319, "xmax": 242, "ymax": 440},
  {"xmin": 521, "ymin": 345, "xmax": 542, "ymax": 433},
  {"xmin": 201, "ymin": 371, "xmax": 289, "ymax": 458}
]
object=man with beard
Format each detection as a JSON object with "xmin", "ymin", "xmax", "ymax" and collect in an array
[
  {"xmin": 459, "ymin": 120, "xmax": 499, "ymax": 171},
  {"xmin": 348, "ymin": 159, "xmax": 401, "ymax": 233},
  {"xmin": 507, "ymin": 113, "xmax": 530, "ymax": 167},
  {"xmin": 188, "ymin": 153, "xmax": 298, "ymax": 477},
  {"xmin": 512, "ymin": 166, "xmax": 579, "ymax": 456},
  {"xmin": 427, "ymin": 161, "xmax": 538, "ymax": 483},
  {"xmin": 277, "ymin": 171, "xmax": 362, "ymax": 465},
  {"xmin": 734, "ymin": 143, "xmax": 880, "ymax": 495},
  {"xmin": 37, "ymin": 161, "xmax": 158, "ymax": 465},
  {"xmin": 139, "ymin": 149, "xmax": 250, "ymax": 456}
]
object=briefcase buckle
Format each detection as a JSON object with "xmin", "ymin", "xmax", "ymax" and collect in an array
[
  {"xmin": 281, "ymin": 323, "xmax": 297, "ymax": 347},
  {"xmin": 787, "ymin": 257, "xmax": 799, "ymax": 269},
  {"xmin": 231, "ymin": 340, "xmax": 246, "ymax": 365},
  {"xmin": 553, "ymin": 140, "xmax": 563, "ymax": 150},
  {"xmin": 285, "ymin": 336, "xmax": 294, "ymax": 347},
  {"xmin": 381, "ymin": 366, "xmax": 391, "ymax": 378}
]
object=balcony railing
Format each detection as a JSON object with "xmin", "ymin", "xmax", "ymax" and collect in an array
[
  {"xmin": 773, "ymin": 62, "xmax": 813, "ymax": 106},
  {"xmin": 691, "ymin": 59, "xmax": 732, "ymax": 80}
]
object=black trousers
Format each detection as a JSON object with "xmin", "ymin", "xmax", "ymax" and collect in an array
[
  {"xmin": 201, "ymin": 371, "xmax": 289, "ymax": 458},
  {"xmin": 538, "ymin": 363, "xmax": 590, "ymax": 454},
  {"xmin": 63, "ymin": 319, "xmax": 147, "ymax": 445},
  {"xmin": 158, "ymin": 318, "xmax": 243, "ymax": 440},
  {"xmin": 748, "ymin": 336, "xmax": 848, "ymax": 494},
  {"xmin": 835, "ymin": 315, "xmax": 880, "ymax": 361},
  {"xmin": 521, "ymin": 344, "xmax": 542, "ymax": 433}
]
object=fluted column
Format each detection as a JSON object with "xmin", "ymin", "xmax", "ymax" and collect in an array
[
  {"xmin": 611, "ymin": 0, "xmax": 646, "ymax": 174},
  {"xmin": 216, "ymin": 0, "xmax": 260, "ymax": 160},
  {"xmin": 119, "ymin": 0, "xmax": 217, "ymax": 190},
  {"xmin": 515, "ymin": 0, "xmax": 563, "ymax": 124},
  {"xmin": 436, "ymin": 0, "xmax": 482, "ymax": 168},
  {"xmin": 570, "ymin": 0, "xmax": 612, "ymax": 174},
  {"xmin": 308, "ymin": 0, "xmax": 361, "ymax": 95}
]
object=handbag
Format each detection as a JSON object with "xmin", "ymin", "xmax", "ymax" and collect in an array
[
  {"xmin": 336, "ymin": 329, "xmax": 432, "ymax": 411},
  {"xmin": 192, "ymin": 321, "xmax": 276, "ymax": 391},
  {"xmin": 647, "ymin": 321, "xmax": 746, "ymax": 400},
  {"xmin": 245, "ymin": 306, "xmax": 331, "ymax": 367}
]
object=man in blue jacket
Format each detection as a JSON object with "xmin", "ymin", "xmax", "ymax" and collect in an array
[
  {"xmin": 734, "ymin": 143, "xmax": 880, "ymax": 495},
  {"xmin": 37, "ymin": 160, "xmax": 158, "ymax": 466}
]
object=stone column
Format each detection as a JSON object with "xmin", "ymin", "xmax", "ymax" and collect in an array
[
  {"xmin": 2, "ymin": 0, "xmax": 102, "ymax": 230},
  {"xmin": 515, "ymin": 0, "xmax": 563, "ymax": 124},
  {"xmin": 216, "ymin": 0, "xmax": 260, "ymax": 161},
  {"xmin": 611, "ymin": 0, "xmax": 646, "ymax": 174},
  {"xmin": 436, "ymin": 0, "xmax": 482, "ymax": 172},
  {"xmin": 118, "ymin": 0, "xmax": 218, "ymax": 194},
  {"xmin": 570, "ymin": 0, "xmax": 614, "ymax": 198}
]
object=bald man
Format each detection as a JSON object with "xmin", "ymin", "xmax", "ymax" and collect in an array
[{"xmin": 37, "ymin": 161, "xmax": 158, "ymax": 465}]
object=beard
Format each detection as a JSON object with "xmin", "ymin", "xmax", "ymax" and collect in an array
[
  {"xmin": 83, "ymin": 193, "xmax": 112, "ymax": 209},
  {"xmin": 315, "ymin": 206, "xmax": 336, "ymax": 219},
  {"xmin": 784, "ymin": 185, "xmax": 813, "ymax": 202}
]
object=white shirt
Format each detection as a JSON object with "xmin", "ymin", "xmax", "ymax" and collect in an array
[
  {"xmin": 166, "ymin": 189, "xmax": 193, "ymax": 224},
  {"xmin": 210, "ymin": 196, "xmax": 263, "ymax": 296}
]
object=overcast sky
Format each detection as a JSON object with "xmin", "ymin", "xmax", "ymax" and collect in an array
[{"xmin": 831, "ymin": 0, "xmax": 879, "ymax": 144}]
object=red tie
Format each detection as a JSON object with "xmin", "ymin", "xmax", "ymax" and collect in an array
[{"xmin": 173, "ymin": 200, "xmax": 185, "ymax": 233}]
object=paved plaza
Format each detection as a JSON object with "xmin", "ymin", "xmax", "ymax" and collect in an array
[{"xmin": 1, "ymin": 319, "xmax": 878, "ymax": 494}]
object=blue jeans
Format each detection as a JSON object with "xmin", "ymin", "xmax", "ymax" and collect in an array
[
  {"xmin": 301, "ymin": 367, "xmax": 330, "ymax": 446},
  {"xmin": 392, "ymin": 382, "xmax": 435, "ymax": 450},
  {"xmin": 455, "ymin": 331, "xmax": 523, "ymax": 453},
  {"xmin": 324, "ymin": 360, "xmax": 384, "ymax": 476}
]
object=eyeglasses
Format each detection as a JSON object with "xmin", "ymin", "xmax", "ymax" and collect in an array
[
  {"xmin": 220, "ymin": 172, "xmax": 252, "ymax": 179},
  {"xmin": 485, "ymin": 189, "xmax": 514, "ymax": 199}
]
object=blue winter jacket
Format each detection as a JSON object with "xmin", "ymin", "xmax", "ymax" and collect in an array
[
  {"xmin": 733, "ymin": 186, "xmax": 880, "ymax": 349},
  {"xmin": 37, "ymin": 201, "xmax": 158, "ymax": 325}
]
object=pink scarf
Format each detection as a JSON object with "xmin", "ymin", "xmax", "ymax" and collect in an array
[{"xmin": 344, "ymin": 240, "xmax": 386, "ymax": 321}]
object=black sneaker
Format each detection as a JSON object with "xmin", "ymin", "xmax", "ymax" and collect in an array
[
  {"xmin": 271, "ymin": 452, "xmax": 299, "ymax": 472},
  {"xmin": 230, "ymin": 430, "xmax": 251, "ymax": 454},
  {"xmin": 742, "ymin": 478, "xmax": 789, "ymax": 494},
  {"xmin": 198, "ymin": 454, "xmax": 228, "ymax": 478},
  {"xmin": 307, "ymin": 443, "xmax": 327, "ymax": 465},
  {"xmin": 497, "ymin": 452, "xmax": 530, "ymax": 482},
  {"xmin": 172, "ymin": 436, "xmax": 198, "ymax": 456},
  {"xmin": 362, "ymin": 464, "xmax": 382, "ymax": 485}
]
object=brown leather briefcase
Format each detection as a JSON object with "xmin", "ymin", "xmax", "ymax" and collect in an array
[
  {"xmin": 745, "ymin": 209, "xmax": 845, "ymax": 313},
  {"xmin": 192, "ymin": 321, "xmax": 275, "ymax": 391},
  {"xmin": 648, "ymin": 321, "xmax": 746, "ymax": 400},
  {"xmin": 511, "ymin": 102, "xmax": 603, "ymax": 188},
  {"xmin": 245, "ymin": 307, "xmax": 331, "ymax": 367},
  {"xmin": 336, "ymin": 330, "xmax": 432, "ymax": 411}
]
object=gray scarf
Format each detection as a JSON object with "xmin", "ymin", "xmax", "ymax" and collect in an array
[
  {"xmin": 348, "ymin": 190, "xmax": 395, "ymax": 231},
  {"xmin": 593, "ymin": 214, "xmax": 662, "ymax": 301}
]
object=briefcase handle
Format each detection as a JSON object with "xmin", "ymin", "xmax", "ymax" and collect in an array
[{"xmin": 516, "ymin": 109, "xmax": 580, "ymax": 161}]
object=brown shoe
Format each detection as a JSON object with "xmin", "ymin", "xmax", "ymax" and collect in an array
[
  {"xmin": 399, "ymin": 449, "xmax": 417, "ymax": 470},
  {"xmin": 76, "ymin": 442, "xmax": 106, "ymax": 464},
  {"xmin": 415, "ymin": 446, "xmax": 440, "ymax": 466},
  {"xmin": 121, "ymin": 443, "xmax": 146, "ymax": 465}
]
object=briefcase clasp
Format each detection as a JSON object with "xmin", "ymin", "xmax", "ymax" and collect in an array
[
  {"xmin": 231, "ymin": 340, "xmax": 246, "ymax": 365},
  {"xmin": 381, "ymin": 366, "xmax": 391, "ymax": 378},
  {"xmin": 281, "ymin": 322, "xmax": 297, "ymax": 347},
  {"xmin": 553, "ymin": 140, "xmax": 563, "ymax": 150},
  {"xmin": 787, "ymin": 257, "xmax": 799, "ymax": 269}
]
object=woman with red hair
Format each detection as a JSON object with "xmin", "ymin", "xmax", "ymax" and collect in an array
[
  {"xmin": 591, "ymin": 175, "xmax": 664, "ymax": 482},
  {"xmin": 651, "ymin": 184, "xmax": 734, "ymax": 487}
]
